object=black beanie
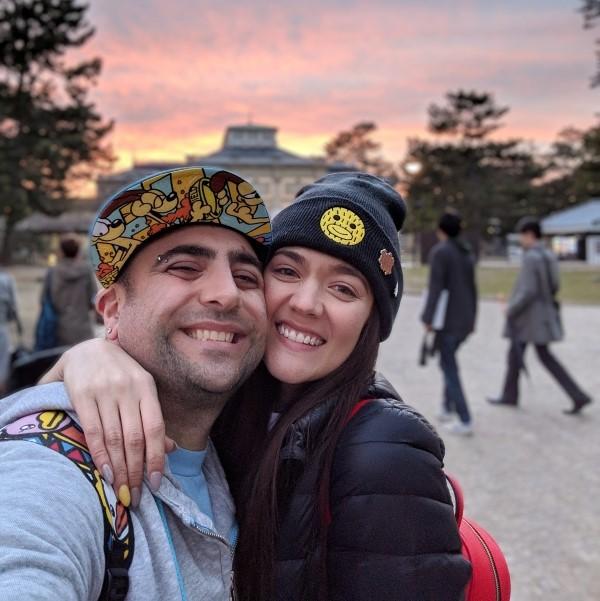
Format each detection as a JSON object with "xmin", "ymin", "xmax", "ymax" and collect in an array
[{"xmin": 271, "ymin": 172, "xmax": 406, "ymax": 341}]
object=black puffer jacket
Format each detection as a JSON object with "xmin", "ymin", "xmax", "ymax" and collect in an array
[{"xmin": 275, "ymin": 374, "xmax": 471, "ymax": 601}]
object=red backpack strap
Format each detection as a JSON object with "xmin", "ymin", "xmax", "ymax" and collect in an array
[
  {"xmin": 345, "ymin": 398, "xmax": 373, "ymax": 424},
  {"xmin": 445, "ymin": 472, "xmax": 464, "ymax": 526}
]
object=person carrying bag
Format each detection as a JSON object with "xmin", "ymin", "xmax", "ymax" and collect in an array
[{"xmin": 34, "ymin": 268, "xmax": 58, "ymax": 352}]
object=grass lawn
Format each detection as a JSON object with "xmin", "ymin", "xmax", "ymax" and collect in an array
[{"xmin": 404, "ymin": 264, "xmax": 600, "ymax": 305}]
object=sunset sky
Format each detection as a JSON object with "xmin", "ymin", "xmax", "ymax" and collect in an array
[{"xmin": 80, "ymin": 0, "xmax": 599, "ymax": 172}]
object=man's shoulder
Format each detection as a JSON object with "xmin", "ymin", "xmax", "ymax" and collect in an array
[
  {"xmin": 0, "ymin": 402, "xmax": 107, "ymax": 553},
  {"xmin": 429, "ymin": 240, "xmax": 451, "ymax": 262},
  {"xmin": 0, "ymin": 382, "xmax": 71, "ymax": 427},
  {"xmin": 0, "ymin": 425, "xmax": 106, "ymax": 599},
  {"xmin": 522, "ymin": 247, "xmax": 545, "ymax": 268},
  {"xmin": 0, "ymin": 385, "xmax": 91, "ymax": 503}
]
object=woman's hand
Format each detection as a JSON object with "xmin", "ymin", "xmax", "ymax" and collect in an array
[{"xmin": 39, "ymin": 338, "xmax": 172, "ymax": 507}]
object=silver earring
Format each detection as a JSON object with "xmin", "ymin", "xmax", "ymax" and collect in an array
[{"xmin": 106, "ymin": 327, "xmax": 112, "ymax": 335}]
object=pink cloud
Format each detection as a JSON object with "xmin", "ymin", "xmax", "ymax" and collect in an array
[{"xmin": 67, "ymin": 0, "xmax": 597, "ymax": 173}]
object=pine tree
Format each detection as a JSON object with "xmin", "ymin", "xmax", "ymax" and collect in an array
[
  {"xmin": 0, "ymin": 0, "xmax": 113, "ymax": 260},
  {"xmin": 403, "ymin": 90, "xmax": 542, "ymax": 246}
]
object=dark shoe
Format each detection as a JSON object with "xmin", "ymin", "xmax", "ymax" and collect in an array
[
  {"xmin": 563, "ymin": 397, "xmax": 593, "ymax": 415},
  {"xmin": 487, "ymin": 396, "xmax": 518, "ymax": 407}
]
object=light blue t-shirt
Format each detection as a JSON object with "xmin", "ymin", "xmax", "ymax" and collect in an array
[{"xmin": 168, "ymin": 447, "xmax": 237, "ymax": 546}]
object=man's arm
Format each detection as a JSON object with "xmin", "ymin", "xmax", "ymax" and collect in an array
[
  {"xmin": 506, "ymin": 254, "xmax": 540, "ymax": 319},
  {"xmin": 421, "ymin": 248, "xmax": 446, "ymax": 326},
  {"xmin": 0, "ymin": 441, "xmax": 106, "ymax": 600}
]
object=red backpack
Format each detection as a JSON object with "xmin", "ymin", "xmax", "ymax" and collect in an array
[
  {"xmin": 446, "ymin": 473, "xmax": 511, "ymax": 601},
  {"xmin": 332, "ymin": 399, "xmax": 511, "ymax": 601}
]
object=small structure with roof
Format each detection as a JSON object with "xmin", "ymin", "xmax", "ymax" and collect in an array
[{"xmin": 541, "ymin": 199, "xmax": 600, "ymax": 264}]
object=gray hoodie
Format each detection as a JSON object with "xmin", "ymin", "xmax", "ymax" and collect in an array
[
  {"xmin": 47, "ymin": 260, "xmax": 96, "ymax": 345},
  {"xmin": 0, "ymin": 383, "xmax": 237, "ymax": 600}
]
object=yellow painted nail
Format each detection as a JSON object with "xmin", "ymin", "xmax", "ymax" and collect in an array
[{"xmin": 118, "ymin": 485, "xmax": 131, "ymax": 507}]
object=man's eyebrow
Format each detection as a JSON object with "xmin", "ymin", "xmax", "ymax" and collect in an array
[
  {"xmin": 157, "ymin": 245, "xmax": 216, "ymax": 262},
  {"xmin": 273, "ymin": 249, "xmax": 306, "ymax": 266},
  {"xmin": 228, "ymin": 249, "xmax": 263, "ymax": 272}
]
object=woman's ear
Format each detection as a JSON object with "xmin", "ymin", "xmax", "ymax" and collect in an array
[{"xmin": 96, "ymin": 287, "xmax": 120, "ymax": 340}]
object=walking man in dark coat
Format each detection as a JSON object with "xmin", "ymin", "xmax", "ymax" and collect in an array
[
  {"xmin": 488, "ymin": 217, "xmax": 592, "ymax": 415},
  {"xmin": 422, "ymin": 212, "xmax": 477, "ymax": 436}
]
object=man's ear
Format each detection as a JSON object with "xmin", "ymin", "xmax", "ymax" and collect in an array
[{"xmin": 96, "ymin": 286, "xmax": 121, "ymax": 340}]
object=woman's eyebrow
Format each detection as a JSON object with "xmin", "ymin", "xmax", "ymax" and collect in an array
[
  {"xmin": 273, "ymin": 249, "xmax": 305, "ymax": 266},
  {"xmin": 332, "ymin": 264, "xmax": 369, "ymax": 287}
]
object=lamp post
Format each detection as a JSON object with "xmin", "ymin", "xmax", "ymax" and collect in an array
[{"xmin": 402, "ymin": 160, "xmax": 423, "ymax": 265}]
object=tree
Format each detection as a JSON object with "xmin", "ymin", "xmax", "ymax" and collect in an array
[
  {"xmin": 403, "ymin": 90, "xmax": 543, "ymax": 248},
  {"xmin": 541, "ymin": 123, "xmax": 600, "ymax": 204},
  {"xmin": 581, "ymin": 0, "xmax": 600, "ymax": 87},
  {"xmin": 324, "ymin": 122, "xmax": 397, "ymax": 180},
  {"xmin": 428, "ymin": 90, "xmax": 509, "ymax": 141},
  {"xmin": 0, "ymin": 0, "xmax": 113, "ymax": 260}
]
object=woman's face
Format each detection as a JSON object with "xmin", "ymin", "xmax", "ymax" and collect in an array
[{"xmin": 264, "ymin": 246, "xmax": 374, "ymax": 385}]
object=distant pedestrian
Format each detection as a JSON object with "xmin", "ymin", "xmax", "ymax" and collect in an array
[
  {"xmin": 421, "ymin": 211, "xmax": 478, "ymax": 436},
  {"xmin": 44, "ymin": 235, "xmax": 97, "ymax": 347},
  {"xmin": 488, "ymin": 217, "xmax": 592, "ymax": 415},
  {"xmin": 0, "ymin": 266, "xmax": 22, "ymax": 395}
]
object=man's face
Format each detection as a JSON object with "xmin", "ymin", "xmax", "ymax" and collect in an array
[
  {"xmin": 519, "ymin": 231, "xmax": 535, "ymax": 249},
  {"xmin": 109, "ymin": 225, "xmax": 267, "ymax": 401}
]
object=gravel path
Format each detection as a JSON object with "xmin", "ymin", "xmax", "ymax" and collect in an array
[{"xmin": 377, "ymin": 294, "xmax": 600, "ymax": 601}]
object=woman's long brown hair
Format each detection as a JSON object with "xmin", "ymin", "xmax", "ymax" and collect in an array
[{"xmin": 213, "ymin": 311, "xmax": 381, "ymax": 601}]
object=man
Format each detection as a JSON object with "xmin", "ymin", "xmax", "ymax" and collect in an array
[
  {"xmin": 488, "ymin": 217, "xmax": 592, "ymax": 415},
  {"xmin": 421, "ymin": 211, "xmax": 477, "ymax": 436},
  {"xmin": 0, "ymin": 167, "xmax": 271, "ymax": 600}
]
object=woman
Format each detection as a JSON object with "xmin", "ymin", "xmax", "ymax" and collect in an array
[{"xmin": 43, "ymin": 172, "xmax": 471, "ymax": 600}]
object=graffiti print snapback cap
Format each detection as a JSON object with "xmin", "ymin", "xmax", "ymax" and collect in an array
[{"xmin": 90, "ymin": 166, "xmax": 272, "ymax": 288}]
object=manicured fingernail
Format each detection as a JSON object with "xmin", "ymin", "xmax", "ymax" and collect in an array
[
  {"xmin": 118, "ymin": 484, "xmax": 131, "ymax": 507},
  {"xmin": 149, "ymin": 471, "xmax": 162, "ymax": 492},
  {"xmin": 102, "ymin": 464, "xmax": 114, "ymax": 485},
  {"xmin": 131, "ymin": 487, "xmax": 141, "ymax": 508}
]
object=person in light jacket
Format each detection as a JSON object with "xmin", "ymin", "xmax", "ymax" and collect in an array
[
  {"xmin": 488, "ymin": 217, "xmax": 592, "ymax": 414},
  {"xmin": 0, "ymin": 167, "xmax": 271, "ymax": 600}
]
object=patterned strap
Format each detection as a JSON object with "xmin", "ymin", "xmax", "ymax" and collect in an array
[{"xmin": 0, "ymin": 410, "xmax": 133, "ymax": 601}]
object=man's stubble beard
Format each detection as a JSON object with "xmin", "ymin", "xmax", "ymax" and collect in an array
[{"xmin": 151, "ymin": 325, "xmax": 265, "ymax": 413}]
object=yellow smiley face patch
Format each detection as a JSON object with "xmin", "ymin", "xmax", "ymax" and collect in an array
[{"xmin": 320, "ymin": 207, "xmax": 365, "ymax": 246}]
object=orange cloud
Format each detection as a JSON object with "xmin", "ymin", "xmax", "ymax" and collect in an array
[{"xmin": 69, "ymin": 0, "xmax": 597, "ymax": 176}]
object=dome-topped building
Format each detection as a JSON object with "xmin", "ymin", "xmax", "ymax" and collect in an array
[{"xmin": 96, "ymin": 124, "xmax": 332, "ymax": 213}]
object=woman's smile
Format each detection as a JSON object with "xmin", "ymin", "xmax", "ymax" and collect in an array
[{"xmin": 275, "ymin": 321, "xmax": 326, "ymax": 347}]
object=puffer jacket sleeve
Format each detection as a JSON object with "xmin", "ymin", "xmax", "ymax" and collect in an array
[{"xmin": 327, "ymin": 398, "xmax": 471, "ymax": 601}]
